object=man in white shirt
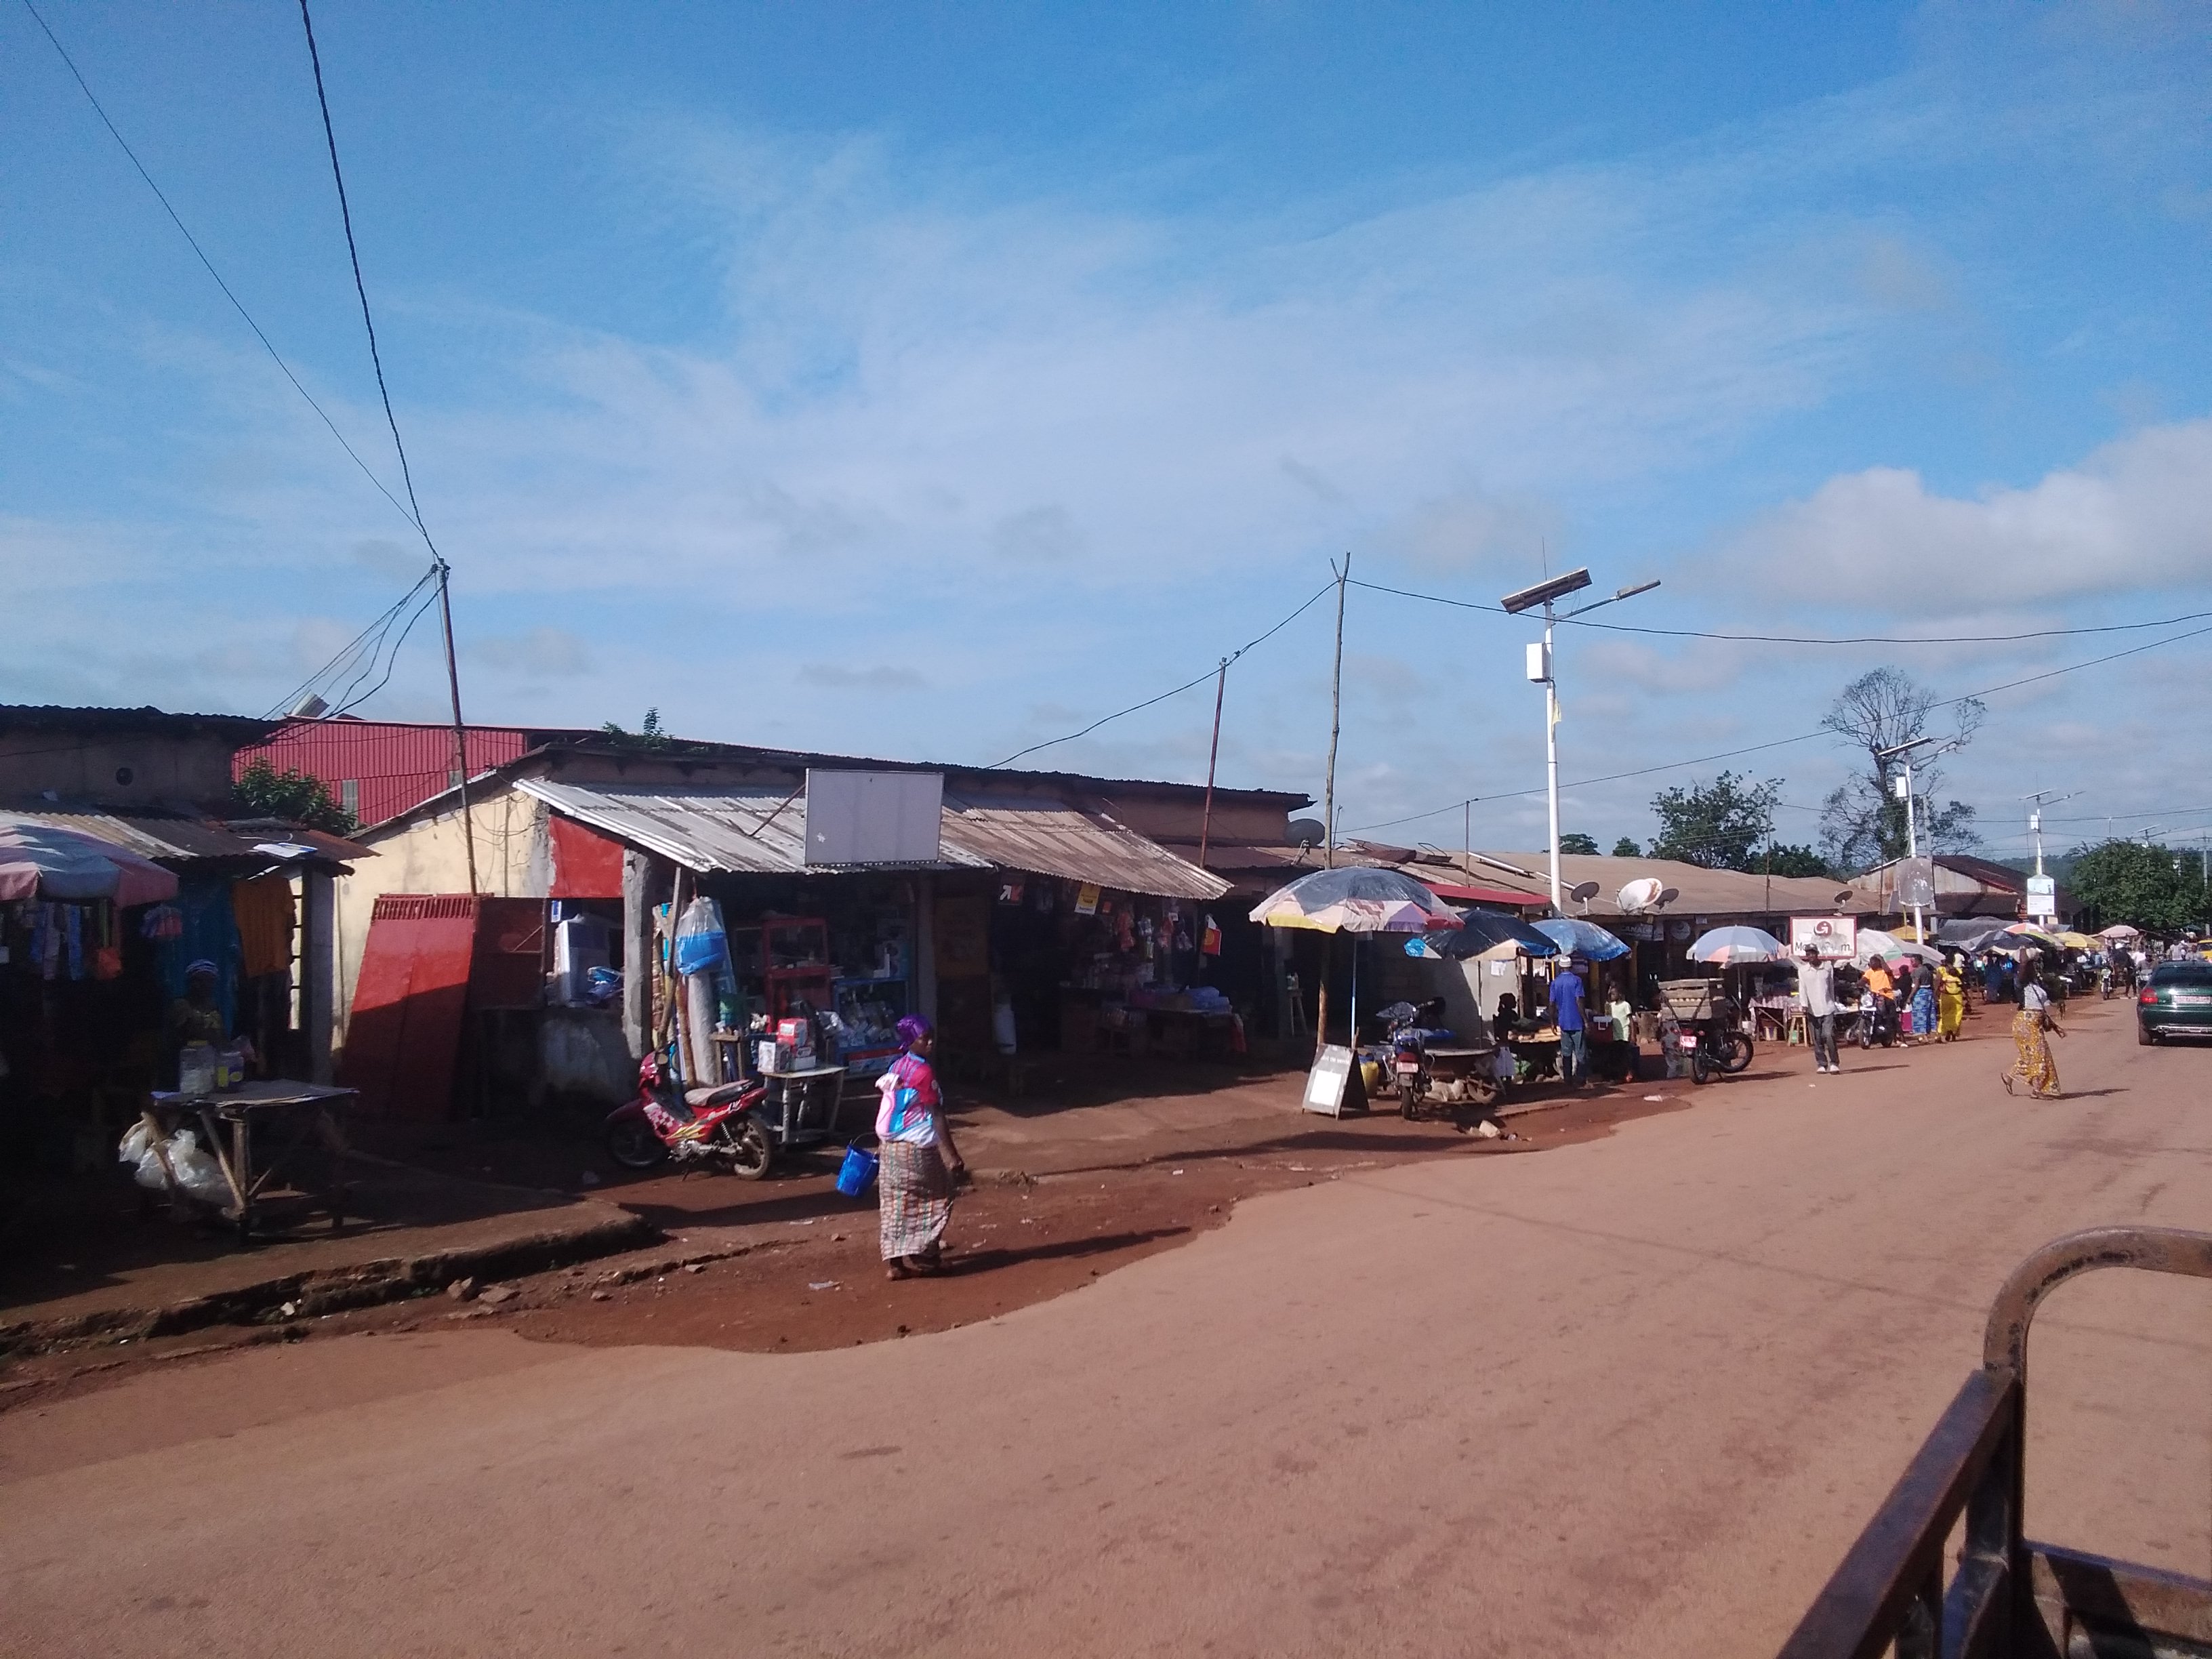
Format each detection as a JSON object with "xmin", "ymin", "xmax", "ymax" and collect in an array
[{"xmin": 1797, "ymin": 944, "xmax": 1841, "ymax": 1073}]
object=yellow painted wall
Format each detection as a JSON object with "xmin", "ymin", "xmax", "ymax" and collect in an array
[{"xmin": 331, "ymin": 789, "xmax": 546, "ymax": 1044}]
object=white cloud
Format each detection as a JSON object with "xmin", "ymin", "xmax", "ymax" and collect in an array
[{"xmin": 1715, "ymin": 417, "xmax": 2212, "ymax": 613}]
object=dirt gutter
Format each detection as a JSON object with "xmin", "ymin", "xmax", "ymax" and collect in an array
[{"xmin": 0, "ymin": 1208, "xmax": 656, "ymax": 1358}]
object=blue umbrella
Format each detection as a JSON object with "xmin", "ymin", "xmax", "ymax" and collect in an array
[
  {"xmin": 1408, "ymin": 911, "xmax": 1559, "ymax": 960},
  {"xmin": 1532, "ymin": 916, "xmax": 1630, "ymax": 962}
]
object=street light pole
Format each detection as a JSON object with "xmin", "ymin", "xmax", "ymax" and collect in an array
[{"xmin": 1502, "ymin": 571, "xmax": 1660, "ymax": 915}]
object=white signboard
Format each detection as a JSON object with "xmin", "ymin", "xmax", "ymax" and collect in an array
[
  {"xmin": 1790, "ymin": 915, "xmax": 1858, "ymax": 961},
  {"xmin": 803, "ymin": 770, "xmax": 944, "ymax": 867},
  {"xmin": 1898, "ymin": 857, "xmax": 1936, "ymax": 909},
  {"xmin": 1302, "ymin": 1044, "xmax": 1359, "ymax": 1117},
  {"xmin": 2026, "ymin": 876, "xmax": 2057, "ymax": 922}
]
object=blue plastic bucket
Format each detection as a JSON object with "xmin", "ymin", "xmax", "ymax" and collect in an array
[{"xmin": 836, "ymin": 1142, "xmax": 879, "ymax": 1197}]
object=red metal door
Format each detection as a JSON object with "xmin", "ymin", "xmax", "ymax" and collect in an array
[{"xmin": 340, "ymin": 895, "xmax": 480, "ymax": 1120}]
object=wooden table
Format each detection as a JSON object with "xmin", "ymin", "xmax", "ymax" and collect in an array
[{"xmin": 142, "ymin": 1080, "xmax": 354, "ymax": 1241}]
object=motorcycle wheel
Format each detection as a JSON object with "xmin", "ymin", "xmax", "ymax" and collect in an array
[
  {"xmin": 1857, "ymin": 1022, "xmax": 1872, "ymax": 1050},
  {"xmin": 1719, "ymin": 1032, "xmax": 1754, "ymax": 1074},
  {"xmin": 1398, "ymin": 1083, "xmax": 1419, "ymax": 1120},
  {"xmin": 1689, "ymin": 1049, "xmax": 1713, "ymax": 1085},
  {"xmin": 725, "ymin": 1113, "xmax": 774, "ymax": 1181},
  {"xmin": 606, "ymin": 1118, "xmax": 664, "ymax": 1170}
]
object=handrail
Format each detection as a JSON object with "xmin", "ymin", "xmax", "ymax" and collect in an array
[{"xmin": 1777, "ymin": 1225, "xmax": 2212, "ymax": 1659}]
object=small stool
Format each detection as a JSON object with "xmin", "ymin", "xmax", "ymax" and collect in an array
[{"xmin": 1784, "ymin": 1010, "xmax": 1808, "ymax": 1047}]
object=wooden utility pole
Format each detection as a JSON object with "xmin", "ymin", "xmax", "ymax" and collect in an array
[
  {"xmin": 1198, "ymin": 658, "xmax": 1228, "ymax": 871},
  {"xmin": 435, "ymin": 560, "xmax": 480, "ymax": 894}
]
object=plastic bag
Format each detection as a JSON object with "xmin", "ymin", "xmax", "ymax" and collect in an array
[
  {"xmin": 118, "ymin": 1120, "xmax": 155, "ymax": 1165},
  {"xmin": 165, "ymin": 1130, "xmax": 232, "ymax": 1207},
  {"xmin": 672, "ymin": 896, "xmax": 731, "ymax": 978}
]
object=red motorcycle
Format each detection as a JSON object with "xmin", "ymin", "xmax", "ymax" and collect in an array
[{"xmin": 604, "ymin": 1054, "xmax": 773, "ymax": 1179}]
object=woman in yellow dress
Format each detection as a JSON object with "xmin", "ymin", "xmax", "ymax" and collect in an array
[
  {"xmin": 1936, "ymin": 954, "xmax": 1965, "ymax": 1042},
  {"xmin": 2001, "ymin": 951, "xmax": 2064, "ymax": 1098}
]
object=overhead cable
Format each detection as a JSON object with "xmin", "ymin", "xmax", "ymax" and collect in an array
[
  {"xmin": 1347, "ymin": 619, "xmax": 2212, "ymax": 836},
  {"xmin": 991, "ymin": 577, "xmax": 1338, "ymax": 769},
  {"xmin": 19, "ymin": 0, "xmax": 426, "ymax": 539},
  {"xmin": 1349, "ymin": 578, "xmax": 2212, "ymax": 647}
]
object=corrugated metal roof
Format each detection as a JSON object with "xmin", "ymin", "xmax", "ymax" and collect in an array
[
  {"xmin": 0, "ymin": 808, "xmax": 350, "ymax": 868},
  {"xmin": 515, "ymin": 779, "xmax": 1229, "ymax": 899},
  {"xmin": 941, "ymin": 794, "xmax": 1229, "ymax": 901},
  {"xmin": 516, "ymin": 779, "xmax": 989, "ymax": 876}
]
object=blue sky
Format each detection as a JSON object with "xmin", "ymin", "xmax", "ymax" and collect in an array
[{"xmin": 5, "ymin": 1, "xmax": 2209, "ymax": 863}]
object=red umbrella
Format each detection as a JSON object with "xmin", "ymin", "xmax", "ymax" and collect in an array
[{"xmin": 0, "ymin": 821, "xmax": 178, "ymax": 906}]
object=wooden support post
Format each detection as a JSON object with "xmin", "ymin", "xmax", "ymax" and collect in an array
[{"xmin": 621, "ymin": 850, "xmax": 657, "ymax": 1060}]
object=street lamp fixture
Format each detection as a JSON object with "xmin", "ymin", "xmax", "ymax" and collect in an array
[{"xmin": 1501, "ymin": 567, "xmax": 1661, "ymax": 912}]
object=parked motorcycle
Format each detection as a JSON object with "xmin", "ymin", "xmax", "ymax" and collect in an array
[
  {"xmin": 1856, "ymin": 996, "xmax": 1900, "ymax": 1049},
  {"xmin": 605, "ymin": 1053, "xmax": 774, "ymax": 1179}
]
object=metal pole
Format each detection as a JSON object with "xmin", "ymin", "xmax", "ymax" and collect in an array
[
  {"xmin": 1903, "ymin": 758, "xmax": 1923, "ymax": 943},
  {"xmin": 1543, "ymin": 601, "xmax": 1562, "ymax": 912},
  {"xmin": 435, "ymin": 560, "xmax": 480, "ymax": 895},
  {"xmin": 1198, "ymin": 658, "xmax": 1227, "ymax": 869},
  {"xmin": 1322, "ymin": 554, "xmax": 1349, "ymax": 871}
]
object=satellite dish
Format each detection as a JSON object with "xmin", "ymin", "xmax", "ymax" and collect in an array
[
  {"xmin": 288, "ymin": 691, "xmax": 329, "ymax": 720},
  {"xmin": 1833, "ymin": 889, "xmax": 1853, "ymax": 907},
  {"xmin": 1287, "ymin": 817, "xmax": 1326, "ymax": 851},
  {"xmin": 1568, "ymin": 880, "xmax": 1601, "ymax": 905},
  {"xmin": 1657, "ymin": 887, "xmax": 1680, "ymax": 908},
  {"xmin": 1618, "ymin": 877, "xmax": 1664, "ymax": 914}
]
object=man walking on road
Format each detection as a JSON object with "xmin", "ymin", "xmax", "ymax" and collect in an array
[
  {"xmin": 1549, "ymin": 958, "xmax": 1589, "ymax": 1088},
  {"xmin": 1797, "ymin": 944, "xmax": 1841, "ymax": 1073}
]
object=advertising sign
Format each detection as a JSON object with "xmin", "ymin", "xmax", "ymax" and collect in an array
[
  {"xmin": 1790, "ymin": 915, "xmax": 1858, "ymax": 961},
  {"xmin": 2026, "ymin": 876, "xmax": 2057, "ymax": 922},
  {"xmin": 1302, "ymin": 1045, "xmax": 1360, "ymax": 1118}
]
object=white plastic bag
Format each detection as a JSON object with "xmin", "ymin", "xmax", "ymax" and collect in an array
[
  {"xmin": 118, "ymin": 1120, "xmax": 155, "ymax": 1165},
  {"xmin": 164, "ymin": 1129, "xmax": 232, "ymax": 1207}
]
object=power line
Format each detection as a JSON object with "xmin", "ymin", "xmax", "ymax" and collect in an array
[
  {"xmin": 262, "ymin": 565, "xmax": 438, "ymax": 718},
  {"xmin": 991, "ymin": 578, "xmax": 1338, "ymax": 769},
  {"xmin": 296, "ymin": 0, "xmax": 438, "ymax": 562},
  {"xmin": 327, "ymin": 586, "xmax": 442, "ymax": 716},
  {"xmin": 1347, "ymin": 619, "xmax": 2212, "ymax": 835},
  {"xmin": 1349, "ymin": 577, "xmax": 2212, "ymax": 647},
  {"xmin": 18, "ymin": 0, "xmax": 426, "ymax": 537}
]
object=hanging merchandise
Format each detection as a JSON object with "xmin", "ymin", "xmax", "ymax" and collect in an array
[
  {"xmin": 231, "ymin": 876, "xmax": 295, "ymax": 977},
  {"xmin": 673, "ymin": 895, "xmax": 732, "ymax": 977},
  {"xmin": 1075, "ymin": 884, "xmax": 1101, "ymax": 917},
  {"xmin": 140, "ymin": 903, "xmax": 184, "ymax": 940},
  {"xmin": 1201, "ymin": 915, "xmax": 1223, "ymax": 957},
  {"xmin": 64, "ymin": 903, "xmax": 83, "ymax": 980}
]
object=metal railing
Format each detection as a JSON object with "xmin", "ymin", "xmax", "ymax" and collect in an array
[{"xmin": 1778, "ymin": 1227, "xmax": 2212, "ymax": 1659}]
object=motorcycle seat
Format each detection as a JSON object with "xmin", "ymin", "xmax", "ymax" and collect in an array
[{"xmin": 684, "ymin": 1082, "xmax": 757, "ymax": 1109}]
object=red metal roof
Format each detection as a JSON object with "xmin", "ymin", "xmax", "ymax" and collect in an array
[
  {"xmin": 1422, "ymin": 880, "xmax": 1547, "ymax": 909},
  {"xmin": 235, "ymin": 720, "xmax": 535, "ymax": 828}
]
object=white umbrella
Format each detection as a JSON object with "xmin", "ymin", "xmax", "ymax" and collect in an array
[{"xmin": 1855, "ymin": 928, "xmax": 1940, "ymax": 966}]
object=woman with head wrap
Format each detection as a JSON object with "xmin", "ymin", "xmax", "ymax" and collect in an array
[
  {"xmin": 165, "ymin": 958, "xmax": 254, "ymax": 1088},
  {"xmin": 874, "ymin": 1015, "xmax": 964, "ymax": 1279}
]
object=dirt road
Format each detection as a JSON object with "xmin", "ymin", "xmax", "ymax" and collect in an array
[{"xmin": 5, "ymin": 1002, "xmax": 2208, "ymax": 1657}]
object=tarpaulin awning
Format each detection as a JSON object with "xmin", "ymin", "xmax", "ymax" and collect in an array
[{"xmin": 0, "ymin": 819, "xmax": 178, "ymax": 905}]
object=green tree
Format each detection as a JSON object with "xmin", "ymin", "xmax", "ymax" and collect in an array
[
  {"xmin": 1817, "ymin": 667, "xmax": 1983, "ymax": 872},
  {"xmin": 1611, "ymin": 837, "xmax": 1641, "ymax": 857},
  {"xmin": 1559, "ymin": 832, "xmax": 1599, "ymax": 855},
  {"xmin": 232, "ymin": 758, "xmax": 356, "ymax": 834},
  {"xmin": 2067, "ymin": 840, "xmax": 2209, "ymax": 933},
  {"xmin": 1764, "ymin": 844, "xmax": 1833, "ymax": 879},
  {"xmin": 601, "ymin": 707, "xmax": 671, "ymax": 749},
  {"xmin": 1649, "ymin": 771, "xmax": 1782, "ymax": 871}
]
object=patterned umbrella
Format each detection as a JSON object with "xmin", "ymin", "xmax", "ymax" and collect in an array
[
  {"xmin": 1855, "ymin": 928, "xmax": 1942, "ymax": 965},
  {"xmin": 1532, "ymin": 916, "xmax": 1630, "ymax": 962},
  {"xmin": 1688, "ymin": 926, "xmax": 1787, "ymax": 965},
  {"xmin": 1248, "ymin": 867, "xmax": 1463, "ymax": 934},
  {"xmin": 0, "ymin": 820, "xmax": 178, "ymax": 905}
]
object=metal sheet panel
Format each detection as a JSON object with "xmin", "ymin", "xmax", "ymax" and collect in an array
[
  {"xmin": 939, "ymin": 793, "xmax": 1229, "ymax": 901},
  {"xmin": 339, "ymin": 895, "xmax": 478, "ymax": 1120},
  {"xmin": 236, "ymin": 722, "xmax": 531, "ymax": 828},
  {"xmin": 802, "ymin": 770, "xmax": 944, "ymax": 867},
  {"xmin": 514, "ymin": 779, "xmax": 987, "ymax": 876}
]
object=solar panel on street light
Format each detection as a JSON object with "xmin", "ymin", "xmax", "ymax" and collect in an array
[{"xmin": 1499, "ymin": 569, "xmax": 1592, "ymax": 615}]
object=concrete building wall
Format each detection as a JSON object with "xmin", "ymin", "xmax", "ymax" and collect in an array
[{"xmin": 0, "ymin": 731, "xmax": 241, "ymax": 811}]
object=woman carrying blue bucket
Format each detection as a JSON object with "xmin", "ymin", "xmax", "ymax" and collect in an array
[{"xmin": 874, "ymin": 1015, "xmax": 965, "ymax": 1280}]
